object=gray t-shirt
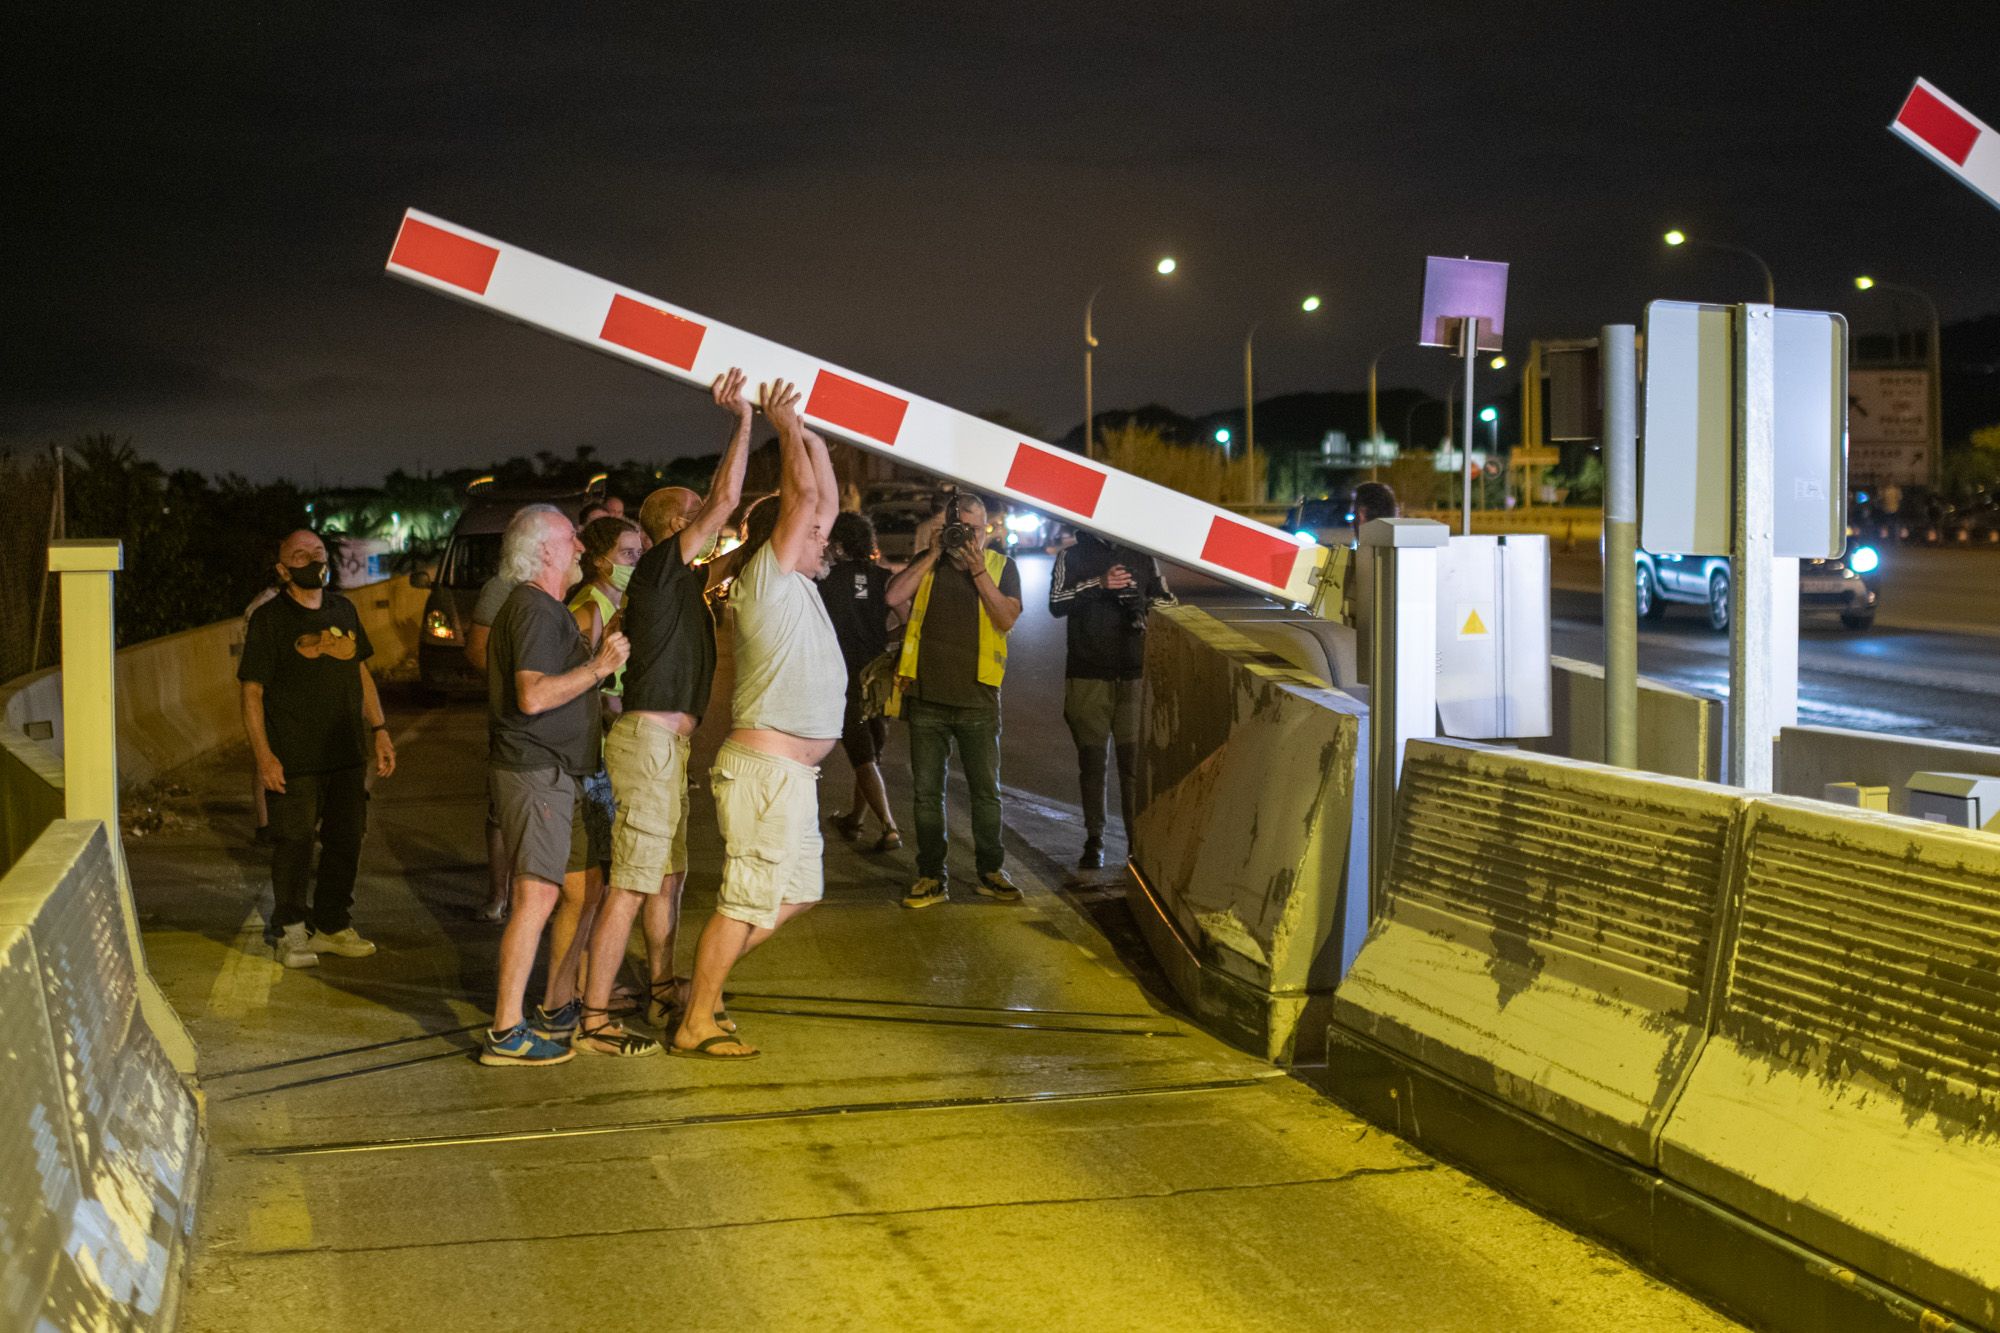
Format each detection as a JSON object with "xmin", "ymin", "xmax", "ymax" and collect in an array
[
  {"xmin": 473, "ymin": 574, "xmax": 518, "ymax": 627},
  {"xmin": 730, "ymin": 544, "xmax": 847, "ymax": 739},
  {"xmin": 488, "ymin": 583, "xmax": 599, "ymax": 775}
]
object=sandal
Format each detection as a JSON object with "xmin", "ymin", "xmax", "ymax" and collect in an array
[
  {"xmin": 670, "ymin": 1033, "xmax": 760, "ymax": 1061},
  {"xmin": 872, "ymin": 829, "xmax": 903, "ymax": 854},
  {"xmin": 647, "ymin": 978, "xmax": 738, "ymax": 1034},
  {"xmin": 575, "ymin": 1006, "xmax": 661, "ymax": 1058},
  {"xmin": 833, "ymin": 811, "xmax": 866, "ymax": 841}
]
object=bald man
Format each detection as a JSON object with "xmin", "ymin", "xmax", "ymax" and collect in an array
[
  {"xmin": 581, "ymin": 368, "xmax": 754, "ymax": 1050},
  {"xmin": 240, "ymin": 529, "xmax": 396, "ymax": 969}
]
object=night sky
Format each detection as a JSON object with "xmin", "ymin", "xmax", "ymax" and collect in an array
[{"xmin": 6, "ymin": 3, "xmax": 1998, "ymax": 483}]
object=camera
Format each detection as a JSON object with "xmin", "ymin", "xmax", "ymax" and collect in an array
[{"xmin": 939, "ymin": 490, "xmax": 978, "ymax": 553}]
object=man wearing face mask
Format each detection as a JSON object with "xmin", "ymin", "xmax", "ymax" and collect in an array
[{"xmin": 240, "ymin": 529, "xmax": 396, "ymax": 969}]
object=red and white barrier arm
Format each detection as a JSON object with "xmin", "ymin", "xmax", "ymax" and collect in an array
[
  {"xmin": 384, "ymin": 209, "xmax": 1330, "ymax": 608},
  {"xmin": 1891, "ymin": 78, "xmax": 2000, "ymax": 213}
]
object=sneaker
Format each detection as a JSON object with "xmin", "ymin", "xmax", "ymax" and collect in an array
[
  {"xmin": 530, "ymin": 999, "xmax": 582, "ymax": 1041},
  {"xmin": 901, "ymin": 877, "xmax": 948, "ymax": 909},
  {"xmin": 479, "ymin": 1023, "xmax": 576, "ymax": 1067},
  {"xmin": 974, "ymin": 870, "xmax": 1022, "ymax": 902},
  {"xmin": 274, "ymin": 922, "xmax": 319, "ymax": 969},
  {"xmin": 307, "ymin": 926, "xmax": 377, "ymax": 958},
  {"xmin": 1077, "ymin": 840, "xmax": 1105, "ymax": 870}
]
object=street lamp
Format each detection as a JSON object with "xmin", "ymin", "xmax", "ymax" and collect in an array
[
  {"xmin": 1244, "ymin": 294, "xmax": 1324, "ymax": 500},
  {"xmin": 1853, "ymin": 274, "xmax": 1944, "ymax": 490},
  {"xmin": 1084, "ymin": 257, "xmax": 1179, "ymax": 459},
  {"xmin": 1662, "ymin": 228, "xmax": 1775, "ymax": 305},
  {"xmin": 1213, "ymin": 427, "xmax": 1232, "ymax": 448},
  {"xmin": 1488, "ymin": 355, "xmax": 1507, "ymax": 371}
]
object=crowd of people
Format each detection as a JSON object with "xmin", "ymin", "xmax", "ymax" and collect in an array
[{"xmin": 237, "ymin": 366, "xmax": 1189, "ymax": 1067}]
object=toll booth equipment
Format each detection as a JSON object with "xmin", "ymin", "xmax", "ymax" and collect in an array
[
  {"xmin": 1434, "ymin": 534, "xmax": 1551, "ymax": 740},
  {"xmin": 1904, "ymin": 771, "xmax": 2000, "ymax": 831}
]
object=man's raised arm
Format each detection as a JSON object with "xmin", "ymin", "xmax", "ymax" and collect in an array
[
  {"xmin": 762, "ymin": 379, "xmax": 820, "ymax": 573},
  {"xmin": 681, "ymin": 367, "xmax": 755, "ymax": 563},
  {"xmin": 801, "ymin": 423, "xmax": 840, "ymax": 533}
]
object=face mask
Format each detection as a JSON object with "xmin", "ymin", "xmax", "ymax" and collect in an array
[
  {"xmin": 288, "ymin": 560, "xmax": 329, "ymax": 589},
  {"xmin": 609, "ymin": 564, "xmax": 634, "ymax": 592}
]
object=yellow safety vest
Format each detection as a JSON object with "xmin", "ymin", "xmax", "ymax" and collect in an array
[
  {"xmin": 891, "ymin": 549, "xmax": 1010, "ymax": 713},
  {"xmin": 568, "ymin": 582, "xmax": 625, "ymax": 696}
]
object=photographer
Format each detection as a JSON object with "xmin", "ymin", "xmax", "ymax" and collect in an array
[
  {"xmin": 884, "ymin": 490, "xmax": 1022, "ymax": 909},
  {"xmin": 1048, "ymin": 530, "xmax": 1175, "ymax": 868}
]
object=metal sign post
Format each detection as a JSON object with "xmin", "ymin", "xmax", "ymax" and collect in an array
[
  {"xmin": 1731, "ymin": 305, "xmax": 1781, "ymax": 791},
  {"xmin": 1419, "ymin": 256, "xmax": 1509, "ymax": 538},
  {"xmin": 1458, "ymin": 317, "xmax": 1477, "ymax": 534},
  {"xmin": 1600, "ymin": 324, "xmax": 1639, "ymax": 769}
]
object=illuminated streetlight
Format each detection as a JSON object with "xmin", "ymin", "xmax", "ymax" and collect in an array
[
  {"xmin": 1661, "ymin": 228, "xmax": 1775, "ymax": 304},
  {"xmin": 1489, "ymin": 355, "xmax": 1507, "ymax": 371},
  {"xmin": 1243, "ymin": 293, "xmax": 1326, "ymax": 500},
  {"xmin": 1301, "ymin": 295, "xmax": 1322, "ymax": 313},
  {"xmin": 1085, "ymin": 258, "xmax": 1181, "ymax": 458},
  {"xmin": 1854, "ymin": 275, "xmax": 1876, "ymax": 291},
  {"xmin": 1478, "ymin": 406, "xmax": 1498, "ymax": 424},
  {"xmin": 1214, "ymin": 427, "xmax": 1232, "ymax": 446}
]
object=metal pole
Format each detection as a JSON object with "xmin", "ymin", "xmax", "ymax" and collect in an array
[
  {"xmin": 1368, "ymin": 351, "xmax": 1380, "ymax": 445},
  {"xmin": 1459, "ymin": 318, "xmax": 1477, "ymax": 535},
  {"xmin": 1925, "ymin": 294, "xmax": 1944, "ymax": 494},
  {"xmin": 31, "ymin": 445, "xmax": 64, "ymax": 671},
  {"xmin": 1362, "ymin": 517, "xmax": 1447, "ymax": 917},
  {"xmin": 1601, "ymin": 324, "xmax": 1639, "ymax": 769},
  {"xmin": 1244, "ymin": 324, "xmax": 1258, "ymax": 504},
  {"xmin": 1729, "ymin": 303, "xmax": 1778, "ymax": 790}
]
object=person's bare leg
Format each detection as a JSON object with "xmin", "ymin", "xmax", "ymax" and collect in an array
[
  {"xmin": 478, "ymin": 820, "xmax": 511, "ymax": 921},
  {"xmin": 640, "ymin": 871, "xmax": 685, "ymax": 983},
  {"xmin": 542, "ymin": 868, "xmax": 590, "ymax": 1010},
  {"xmin": 583, "ymin": 888, "xmax": 644, "ymax": 1015},
  {"xmin": 492, "ymin": 876, "xmax": 560, "ymax": 1031},
  {"xmin": 674, "ymin": 913, "xmax": 757, "ymax": 1054},
  {"xmin": 854, "ymin": 762, "xmax": 896, "ymax": 833},
  {"xmin": 735, "ymin": 900, "xmax": 815, "ymax": 961},
  {"xmin": 252, "ymin": 765, "xmax": 269, "ymax": 831}
]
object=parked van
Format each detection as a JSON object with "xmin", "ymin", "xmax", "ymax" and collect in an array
[{"xmin": 414, "ymin": 479, "xmax": 606, "ymax": 693}]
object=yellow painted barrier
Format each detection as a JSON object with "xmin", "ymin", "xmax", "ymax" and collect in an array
[
  {"xmin": 1660, "ymin": 797, "xmax": 2000, "ymax": 1332},
  {"xmin": 1129, "ymin": 606, "xmax": 1368, "ymax": 1061}
]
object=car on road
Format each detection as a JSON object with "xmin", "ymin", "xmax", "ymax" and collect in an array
[
  {"xmin": 1284, "ymin": 496, "xmax": 1354, "ymax": 546},
  {"xmin": 1634, "ymin": 544, "xmax": 1881, "ymax": 632},
  {"xmin": 867, "ymin": 500, "xmax": 931, "ymax": 565}
]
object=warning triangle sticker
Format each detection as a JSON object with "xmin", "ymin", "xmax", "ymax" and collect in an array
[{"xmin": 1461, "ymin": 609, "xmax": 1488, "ymax": 637}]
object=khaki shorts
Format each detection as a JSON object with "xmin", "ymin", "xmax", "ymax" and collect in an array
[
  {"xmin": 489, "ymin": 766, "xmax": 587, "ymax": 887},
  {"xmin": 712, "ymin": 740, "xmax": 823, "ymax": 930},
  {"xmin": 605, "ymin": 714, "xmax": 691, "ymax": 893},
  {"xmin": 1063, "ymin": 677, "xmax": 1142, "ymax": 750}
]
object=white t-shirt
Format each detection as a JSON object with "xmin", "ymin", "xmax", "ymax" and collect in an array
[{"xmin": 731, "ymin": 544, "xmax": 847, "ymax": 739}]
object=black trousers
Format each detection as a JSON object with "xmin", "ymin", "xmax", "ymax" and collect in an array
[{"xmin": 267, "ymin": 764, "xmax": 368, "ymax": 933}]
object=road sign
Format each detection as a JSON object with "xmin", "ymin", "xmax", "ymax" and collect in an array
[
  {"xmin": 383, "ymin": 210, "xmax": 1328, "ymax": 607},
  {"xmin": 1891, "ymin": 78, "xmax": 2000, "ymax": 213},
  {"xmin": 1640, "ymin": 301, "xmax": 1848, "ymax": 559},
  {"xmin": 1510, "ymin": 446, "xmax": 1560, "ymax": 467},
  {"xmin": 1849, "ymin": 368, "xmax": 1932, "ymax": 487},
  {"xmin": 1418, "ymin": 257, "xmax": 1507, "ymax": 351}
]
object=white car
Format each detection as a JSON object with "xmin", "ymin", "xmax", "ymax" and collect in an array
[{"xmin": 1635, "ymin": 545, "xmax": 1881, "ymax": 631}]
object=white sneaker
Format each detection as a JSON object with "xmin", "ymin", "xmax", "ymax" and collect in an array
[
  {"xmin": 275, "ymin": 922, "xmax": 319, "ymax": 969},
  {"xmin": 307, "ymin": 927, "xmax": 377, "ymax": 958}
]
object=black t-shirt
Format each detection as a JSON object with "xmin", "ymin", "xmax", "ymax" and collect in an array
[
  {"xmin": 1049, "ymin": 535, "xmax": 1174, "ymax": 681},
  {"xmin": 621, "ymin": 534, "xmax": 716, "ymax": 717},
  {"xmin": 817, "ymin": 558, "xmax": 893, "ymax": 675},
  {"xmin": 238, "ymin": 590, "xmax": 375, "ymax": 775},
  {"xmin": 487, "ymin": 583, "xmax": 599, "ymax": 775},
  {"xmin": 913, "ymin": 554, "xmax": 1020, "ymax": 709}
]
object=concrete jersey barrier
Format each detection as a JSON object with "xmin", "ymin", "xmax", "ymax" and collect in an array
[
  {"xmin": 1332, "ymin": 739, "xmax": 1745, "ymax": 1165},
  {"xmin": 1129, "ymin": 605, "xmax": 1368, "ymax": 1061},
  {"xmin": 1659, "ymin": 796, "xmax": 2000, "ymax": 1330},
  {"xmin": 0, "ymin": 820, "xmax": 202, "ymax": 1330}
]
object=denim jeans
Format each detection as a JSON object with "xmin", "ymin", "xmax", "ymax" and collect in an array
[{"xmin": 905, "ymin": 696, "xmax": 1003, "ymax": 880}]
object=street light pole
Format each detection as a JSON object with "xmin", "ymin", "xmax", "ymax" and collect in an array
[
  {"xmin": 1243, "ymin": 322, "xmax": 1259, "ymax": 503},
  {"xmin": 1663, "ymin": 229, "xmax": 1776, "ymax": 305},
  {"xmin": 1855, "ymin": 276, "xmax": 1944, "ymax": 492},
  {"xmin": 1084, "ymin": 285, "xmax": 1102, "ymax": 460}
]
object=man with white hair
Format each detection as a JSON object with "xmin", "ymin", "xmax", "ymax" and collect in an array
[
  {"xmin": 481, "ymin": 505, "xmax": 629, "ymax": 1067},
  {"xmin": 240, "ymin": 528, "xmax": 396, "ymax": 967},
  {"xmin": 671, "ymin": 379, "xmax": 843, "ymax": 1060}
]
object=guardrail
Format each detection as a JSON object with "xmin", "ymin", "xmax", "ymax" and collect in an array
[{"xmin": 1325, "ymin": 738, "xmax": 2000, "ymax": 1333}]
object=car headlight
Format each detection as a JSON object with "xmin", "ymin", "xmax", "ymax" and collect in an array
[
  {"xmin": 1848, "ymin": 545, "xmax": 1880, "ymax": 575},
  {"xmin": 1292, "ymin": 530, "xmax": 1317, "ymax": 546},
  {"xmin": 423, "ymin": 608, "xmax": 457, "ymax": 642},
  {"xmin": 1005, "ymin": 512, "xmax": 1040, "ymax": 535}
]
